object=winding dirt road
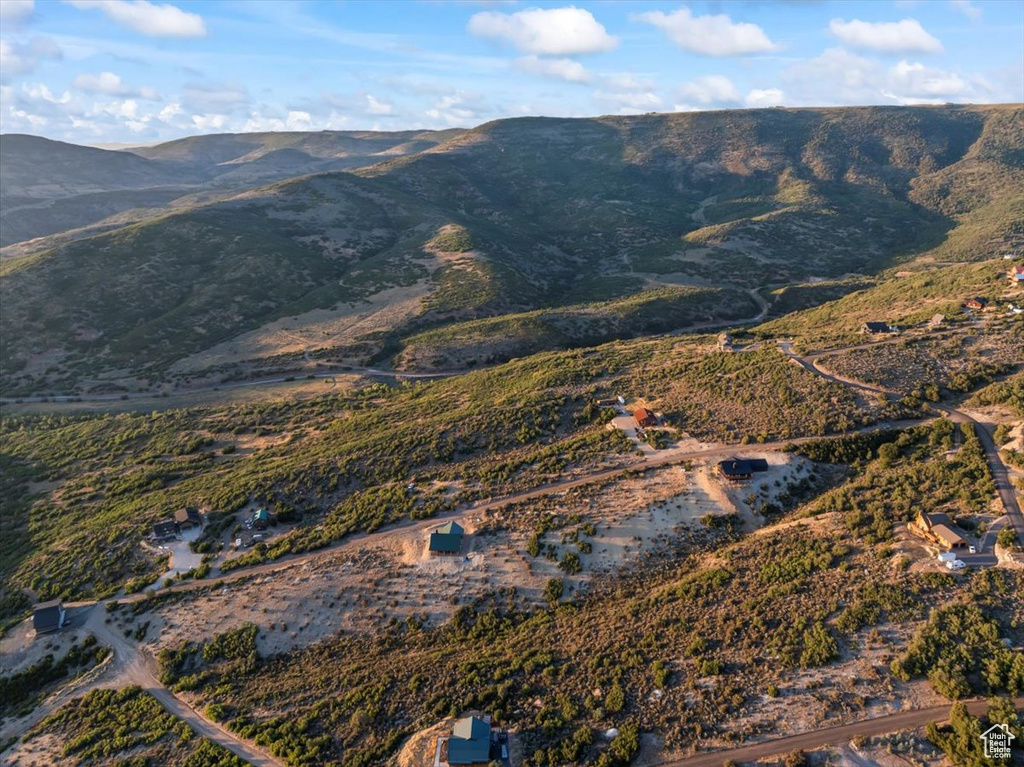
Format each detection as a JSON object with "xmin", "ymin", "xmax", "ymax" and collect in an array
[
  {"xmin": 779, "ymin": 340, "xmax": 1024, "ymax": 546},
  {"xmin": 1, "ymin": 603, "xmax": 284, "ymax": 766}
]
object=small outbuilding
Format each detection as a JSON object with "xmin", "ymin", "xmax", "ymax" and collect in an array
[
  {"xmin": 964, "ymin": 297, "xmax": 987, "ymax": 311},
  {"xmin": 174, "ymin": 507, "xmax": 203, "ymax": 531},
  {"xmin": 252, "ymin": 508, "xmax": 270, "ymax": 530},
  {"xmin": 429, "ymin": 521, "xmax": 465, "ymax": 556},
  {"xmin": 33, "ymin": 600, "xmax": 67, "ymax": 635},
  {"xmin": 446, "ymin": 716, "xmax": 492, "ymax": 765}
]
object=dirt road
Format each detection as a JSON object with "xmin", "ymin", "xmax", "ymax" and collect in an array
[
  {"xmin": 93, "ymin": 417, "xmax": 926, "ymax": 607},
  {"xmin": 1, "ymin": 603, "xmax": 284, "ymax": 766},
  {"xmin": 659, "ymin": 697, "xmax": 1024, "ymax": 767},
  {"xmin": 779, "ymin": 341, "xmax": 1024, "ymax": 547}
]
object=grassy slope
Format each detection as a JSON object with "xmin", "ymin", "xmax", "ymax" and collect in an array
[
  {"xmin": 3, "ymin": 105, "xmax": 1021, "ymax": 394},
  {"xmin": 757, "ymin": 258, "xmax": 1024, "ymax": 348},
  {"xmin": 394, "ymin": 286, "xmax": 759, "ymax": 370},
  {"xmin": 0, "ymin": 334, "xmax": 889, "ymax": 605},
  {"xmin": 151, "ymin": 424, "xmax": 1023, "ymax": 767}
]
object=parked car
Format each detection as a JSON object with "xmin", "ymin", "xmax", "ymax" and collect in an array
[{"xmin": 969, "ymin": 545, "xmax": 977, "ymax": 554}]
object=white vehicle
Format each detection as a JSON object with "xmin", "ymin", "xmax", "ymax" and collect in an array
[
  {"xmin": 946, "ymin": 559, "xmax": 966, "ymax": 571},
  {"xmin": 969, "ymin": 545, "xmax": 977, "ymax": 554},
  {"xmin": 937, "ymin": 551, "xmax": 956, "ymax": 563}
]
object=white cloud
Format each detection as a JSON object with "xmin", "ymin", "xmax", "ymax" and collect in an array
[
  {"xmin": 364, "ymin": 94, "xmax": 395, "ymax": 115},
  {"xmin": 0, "ymin": 37, "xmax": 62, "ymax": 81},
  {"xmin": 828, "ymin": 18, "xmax": 943, "ymax": 54},
  {"xmin": 64, "ymin": 0, "xmax": 206, "ymax": 38},
  {"xmin": 783, "ymin": 48, "xmax": 995, "ymax": 106},
  {"xmin": 745, "ymin": 88, "xmax": 785, "ymax": 108},
  {"xmin": 22, "ymin": 82, "xmax": 72, "ymax": 104},
  {"xmin": 949, "ymin": 0, "xmax": 982, "ymax": 21},
  {"xmin": 158, "ymin": 102, "xmax": 182, "ymax": 121},
  {"xmin": 0, "ymin": 0, "xmax": 34, "ymax": 23},
  {"xmin": 635, "ymin": 8, "xmax": 779, "ymax": 57},
  {"xmin": 883, "ymin": 60, "xmax": 982, "ymax": 103},
  {"xmin": 241, "ymin": 109, "xmax": 313, "ymax": 132},
  {"xmin": 424, "ymin": 93, "xmax": 488, "ymax": 127},
  {"xmin": 191, "ymin": 113, "xmax": 229, "ymax": 131},
  {"xmin": 784, "ymin": 47, "xmax": 884, "ymax": 104},
  {"xmin": 468, "ymin": 6, "xmax": 617, "ymax": 55},
  {"xmin": 595, "ymin": 89, "xmax": 661, "ymax": 113},
  {"xmin": 73, "ymin": 71, "xmax": 158, "ymax": 99},
  {"xmin": 515, "ymin": 55, "xmax": 592, "ymax": 83},
  {"xmin": 676, "ymin": 75, "xmax": 741, "ymax": 105}
]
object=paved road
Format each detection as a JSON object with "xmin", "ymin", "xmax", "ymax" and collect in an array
[
  {"xmin": 660, "ymin": 698, "xmax": 1024, "ymax": 767},
  {"xmin": 779, "ymin": 341, "xmax": 1024, "ymax": 548}
]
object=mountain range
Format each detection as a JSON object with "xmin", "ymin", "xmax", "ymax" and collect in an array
[{"xmin": 1, "ymin": 103, "xmax": 1021, "ymax": 396}]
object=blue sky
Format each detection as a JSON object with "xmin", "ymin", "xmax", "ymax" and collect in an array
[{"xmin": 1, "ymin": 0, "xmax": 1021, "ymax": 145}]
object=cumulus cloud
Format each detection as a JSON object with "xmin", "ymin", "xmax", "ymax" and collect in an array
[
  {"xmin": 676, "ymin": 75, "xmax": 741, "ymax": 106},
  {"xmin": 242, "ymin": 109, "xmax": 313, "ymax": 132},
  {"xmin": 636, "ymin": 8, "xmax": 779, "ymax": 57},
  {"xmin": 828, "ymin": 18, "xmax": 943, "ymax": 54},
  {"xmin": 883, "ymin": 60, "xmax": 984, "ymax": 102},
  {"xmin": 425, "ymin": 93, "xmax": 488, "ymax": 127},
  {"xmin": 595, "ymin": 88, "xmax": 661, "ymax": 113},
  {"xmin": 783, "ymin": 47, "xmax": 993, "ymax": 106},
  {"xmin": 515, "ymin": 55, "xmax": 592, "ymax": 83},
  {"xmin": 64, "ymin": 0, "xmax": 206, "ymax": 38},
  {"xmin": 468, "ymin": 6, "xmax": 617, "ymax": 55},
  {"xmin": 0, "ymin": 0, "xmax": 35, "ymax": 23},
  {"xmin": 745, "ymin": 88, "xmax": 785, "ymax": 108},
  {"xmin": 0, "ymin": 37, "xmax": 62, "ymax": 81},
  {"xmin": 364, "ymin": 94, "xmax": 395, "ymax": 115},
  {"xmin": 73, "ymin": 71, "xmax": 158, "ymax": 99}
]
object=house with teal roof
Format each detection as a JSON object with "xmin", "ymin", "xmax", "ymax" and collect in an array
[{"xmin": 428, "ymin": 521, "xmax": 464, "ymax": 556}]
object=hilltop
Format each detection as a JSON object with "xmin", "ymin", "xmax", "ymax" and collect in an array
[{"xmin": 1, "ymin": 104, "xmax": 1022, "ymax": 395}]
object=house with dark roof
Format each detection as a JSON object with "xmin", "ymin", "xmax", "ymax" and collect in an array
[
  {"xmin": 446, "ymin": 716, "xmax": 492, "ymax": 765},
  {"xmin": 718, "ymin": 458, "xmax": 769, "ymax": 482},
  {"xmin": 429, "ymin": 521, "xmax": 465, "ymax": 556},
  {"xmin": 33, "ymin": 600, "xmax": 66, "ymax": 635},
  {"xmin": 863, "ymin": 322, "xmax": 897, "ymax": 335},
  {"xmin": 152, "ymin": 520, "xmax": 178, "ymax": 542},
  {"xmin": 174, "ymin": 507, "xmax": 203, "ymax": 531},
  {"xmin": 633, "ymin": 408, "xmax": 657, "ymax": 428},
  {"xmin": 910, "ymin": 511, "xmax": 967, "ymax": 549}
]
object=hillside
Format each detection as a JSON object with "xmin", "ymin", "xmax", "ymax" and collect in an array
[
  {"xmin": 0, "ymin": 129, "xmax": 464, "ymax": 246},
  {"xmin": 2, "ymin": 105, "xmax": 1022, "ymax": 395}
]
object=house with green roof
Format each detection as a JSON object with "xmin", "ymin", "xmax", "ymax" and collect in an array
[
  {"xmin": 446, "ymin": 715, "xmax": 492, "ymax": 765},
  {"xmin": 428, "ymin": 521, "xmax": 464, "ymax": 556}
]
